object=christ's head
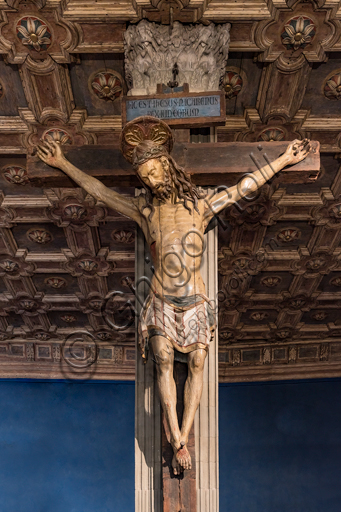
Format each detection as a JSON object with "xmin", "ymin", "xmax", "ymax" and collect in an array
[
  {"xmin": 137, "ymin": 155, "xmax": 173, "ymax": 200},
  {"xmin": 132, "ymin": 139, "xmax": 204, "ymax": 218}
]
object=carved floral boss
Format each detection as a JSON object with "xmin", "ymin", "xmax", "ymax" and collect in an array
[
  {"xmin": 91, "ymin": 71, "xmax": 123, "ymax": 101},
  {"xmin": 324, "ymin": 72, "xmax": 341, "ymax": 100},
  {"xmin": 16, "ymin": 17, "xmax": 51, "ymax": 52},
  {"xmin": 222, "ymin": 71, "xmax": 242, "ymax": 100},
  {"xmin": 258, "ymin": 129, "xmax": 285, "ymax": 143},
  {"xmin": 281, "ymin": 16, "xmax": 316, "ymax": 51},
  {"xmin": 2, "ymin": 166, "xmax": 28, "ymax": 185},
  {"xmin": 43, "ymin": 128, "xmax": 72, "ymax": 145}
]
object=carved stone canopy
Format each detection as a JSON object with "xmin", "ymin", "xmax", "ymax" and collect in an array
[{"xmin": 124, "ymin": 19, "xmax": 230, "ymax": 95}]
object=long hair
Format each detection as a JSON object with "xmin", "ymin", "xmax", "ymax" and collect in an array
[{"xmin": 132, "ymin": 141, "xmax": 205, "ymax": 220}]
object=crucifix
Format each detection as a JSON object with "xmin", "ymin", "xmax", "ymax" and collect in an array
[{"xmin": 31, "ymin": 115, "xmax": 319, "ymax": 512}]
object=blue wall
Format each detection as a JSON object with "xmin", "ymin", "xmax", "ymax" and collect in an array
[
  {"xmin": 0, "ymin": 381, "xmax": 134, "ymax": 512},
  {"xmin": 219, "ymin": 379, "xmax": 341, "ymax": 512},
  {"xmin": 1, "ymin": 378, "xmax": 340, "ymax": 512}
]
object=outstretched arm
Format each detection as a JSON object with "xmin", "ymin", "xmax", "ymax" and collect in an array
[
  {"xmin": 36, "ymin": 140, "xmax": 142, "ymax": 224},
  {"xmin": 204, "ymin": 139, "xmax": 311, "ymax": 222}
]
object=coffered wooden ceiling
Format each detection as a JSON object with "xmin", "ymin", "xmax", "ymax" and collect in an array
[{"xmin": 0, "ymin": 0, "xmax": 341, "ymax": 382}]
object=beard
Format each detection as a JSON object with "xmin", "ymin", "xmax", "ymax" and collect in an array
[{"xmin": 153, "ymin": 170, "xmax": 173, "ymax": 200}]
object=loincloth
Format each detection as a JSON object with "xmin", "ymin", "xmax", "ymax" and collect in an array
[{"xmin": 138, "ymin": 293, "xmax": 216, "ymax": 362}]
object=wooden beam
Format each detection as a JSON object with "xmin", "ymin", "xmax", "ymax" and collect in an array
[{"xmin": 27, "ymin": 141, "xmax": 320, "ymax": 188}]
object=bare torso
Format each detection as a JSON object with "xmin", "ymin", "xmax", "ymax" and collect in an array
[{"xmin": 139, "ymin": 196, "xmax": 207, "ymax": 298}]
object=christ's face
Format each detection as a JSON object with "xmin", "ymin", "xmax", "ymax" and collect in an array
[{"xmin": 137, "ymin": 157, "xmax": 171, "ymax": 198}]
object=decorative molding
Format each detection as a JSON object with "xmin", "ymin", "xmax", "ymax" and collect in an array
[
  {"xmin": 19, "ymin": 56, "xmax": 75, "ymax": 124},
  {"xmin": 0, "ymin": 3, "xmax": 78, "ymax": 64},
  {"xmin": 256, "ymin": 59, "xmax": 312, "ymax": 123},
  {"xmin": 255, "ymin": 3, "xmax": 341, "ymax": 64}
]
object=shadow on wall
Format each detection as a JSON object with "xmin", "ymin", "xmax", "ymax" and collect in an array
[
  {"xmin": 0, "ymin": 380, "xmax": 135, "ymax": 512},
  {"xmin": 219, "ymin": 378, "xmax": 341, "ymax": 512}
]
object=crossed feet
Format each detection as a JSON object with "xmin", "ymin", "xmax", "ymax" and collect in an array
[{"xmin": 172, "ymin": 441, "xmax": 192, "ymax": 475}]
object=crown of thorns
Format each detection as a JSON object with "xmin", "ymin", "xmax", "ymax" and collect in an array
[
  {"xmin": 120, "ymin": 116, "xmax": 174, "ymax": 165},
  {"xmin": 132, "ymin": 144, "xmax": 169, "ymax": 167}
]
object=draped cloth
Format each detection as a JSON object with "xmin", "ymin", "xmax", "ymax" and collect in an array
[{"xmin": 138, "ymin": 292, "xmax": 216, "ymax": 361}]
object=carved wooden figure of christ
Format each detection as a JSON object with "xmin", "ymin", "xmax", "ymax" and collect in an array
[{"xmin": 36, "ymin": 117, "xmax": 311, "ymax": 475}]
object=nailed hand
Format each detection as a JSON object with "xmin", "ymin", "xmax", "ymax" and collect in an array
[
  {"xmin": 284, "ymin": 138, "xmax": 311, "ymax": 165},
  {"xmin": 36, "ymin": 140, "xmax": 65, "ymax": 169}
]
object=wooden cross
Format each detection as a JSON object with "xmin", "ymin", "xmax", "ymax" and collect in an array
[
  {"xmin": 27, "ymin": 139, "xmax": 320, "ymax": 512},
  {"xmin": 27, "ymin": 141, "xmax": 320, "ymax": 188}
]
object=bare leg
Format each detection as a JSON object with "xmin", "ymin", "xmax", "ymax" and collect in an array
[
  {"xmin": 150, "ymin": 335, "xmax": 182, "ymax": 474},
  {"xmin": 179, "ymin": 348, "xmax": 207, "ymax": 469}
]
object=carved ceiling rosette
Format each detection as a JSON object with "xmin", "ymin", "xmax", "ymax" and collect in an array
[
  {"xmin": 60, "ymin": 314, "xmax": 76, "ymax": 323},
  {"xmin": 43, "ymin": 128, "xmax": 73, "ymax": 145},
  {"xmin": 258, "ymin": 128, "xmax": 285, "ymax": 142},
  {"xmin": 111, "ymin": 230, "xmax": 135, "ymax": 244},
  {"xmin": 281, "ymin": 16, "xmax": 316, "ymax": 51},
  {"xmin": 291, "ymin": 251, "xmax": 338, "ymax": 277},
  {"xmin": 63, "ymin": 250, "xmax": 115, "ymax": 277},
  {"xmin": 16, "ymin": 16, "xmax": 51, "ymax": 52},
  {"xmin": 2, "ymin": 165, "xmax": 28, "ymax": 185},
  {"xmin": 312, "ymin": 311, "xmax": 328, "ymax": 321},
  {"xmin": 266, "ymin": 326, "xmax": 301, "ymax": 344},
  {"xmin": 94, "ymin": 329, "xmax": 125, "ymax": 343},
  {"xmin": 0, "ymin": 253, "xmax": 35, "ymax": 278},
  {"xmin": 261, "ymin": 275, "xmax": 282, "ymax": 288},
  {"xmin": 26, "ymin": 228, "xmax": 52, "ymax": 244},
  {"xmin": 77, "ymin": 294, "xmax": 105, "ymax": 315},
  {"xmin": 44, "ymin": 277, "xmax": 67, "ymax": 290},
  {"xmin": 276, "ymin": 227, "xmax": 301, "ymax": 243},
  {"xmin": 330, "ymin": 276, "xmax": 341, "ymax": 287},
  {"xmin": 323, "ymin": 71, "xmax": 341, "ymax": 100},
  {"xmin": 32, "ymin": 328, "xmax": 56, "ymax": 341},
  {"xmin": 222, "ymin": 70, "xmax": 243, "ymax": 100},
  {"xmin": 90, "ymin": 70, "xmax": 124, "ymax": 102},
  {"xmin": 0, "ymin": 3, "xmax": 78, "ymax": 64},
  {"xmin": 47, "ymin": 196, "xmax": 106, "ymax": 228},
  {"xmin": 250, "ymin": 311, "xmax": 269, "ymax": 322},
  {"xmin": 218, "ymin": 328, "xmax": 245, "ymax": 346},
  {"xmin": 5, "ymin": 293, "xmax": 49, "ymax": 316}
]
